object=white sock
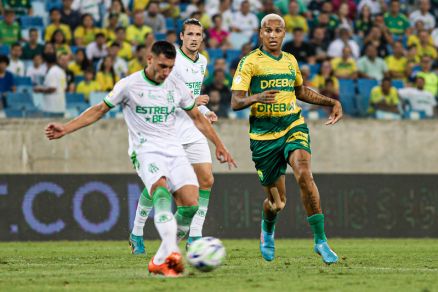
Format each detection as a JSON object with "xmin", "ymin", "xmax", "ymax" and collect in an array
[
  {"xmin": 132, "ymin": 203, "xmax": 152, "ymax": 236},
  {"xmin": 189, "ymin": 206, "xmax": 208, "ymax": 238},
  {"xmin": 153, "ymin": 211, "xmax": 179, "ymax": 265}
]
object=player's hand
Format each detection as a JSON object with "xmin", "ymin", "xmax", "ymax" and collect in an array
[
  {"xmin": 325, "ymin": 100, "xmax": 343, "ymax": 125},
  {"xmin": 256, "ymin": 90, "xmax": 279, "ymax": 104},
  {"xmin": 195, "ymin": 95, "xmax": 209, "ymax": 106},
  {"xmin": 216, "ymin": 146, "xmax": 237, "ymax": 170},
  {"xmin": 45, "ymin": 123, "xmax": 67, "ymax": 140},
  {"xmin": 205, "ymin": 111, "xmax": 218, "ymax": 124}
]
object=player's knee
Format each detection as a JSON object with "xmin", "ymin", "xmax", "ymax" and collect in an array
[
  {"xmin": 179, "ymin": 195, "xmax": 199, "ymax": 207},
  {"xmin": 296, "ymin": 168, "xmax": 314, "ymax": 190},
  {"xmin": 199, "ymin": 173, "xmax": 214, "ymax": 189},
  {"xmin": 150, "ymin": 177, "xmax": 167, "ymax": 195}
]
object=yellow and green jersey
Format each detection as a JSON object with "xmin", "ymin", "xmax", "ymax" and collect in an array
[{"xmin": 231, "ymin": 48, "xmax": 304, "ymax": 141}]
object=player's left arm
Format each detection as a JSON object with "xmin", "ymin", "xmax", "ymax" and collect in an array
[
  {"xmin": 295, "ymin": 85, "xmax": 343, "ymax": 125},
  {"xmin": 185, "ymin": 106, "xmax": 236, "ymax": 169}
]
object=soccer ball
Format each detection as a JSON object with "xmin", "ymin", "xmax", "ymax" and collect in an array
[{"xmin": 186, "ymin": 237, "xmax": 226, "ymax": 272}]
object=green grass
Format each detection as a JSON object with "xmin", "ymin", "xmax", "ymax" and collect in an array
[{"xmin": 0, "ymin": 239, "xmax": 437, "ymax": 291}]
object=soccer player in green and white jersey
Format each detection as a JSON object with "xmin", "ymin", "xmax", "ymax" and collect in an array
[
  {"xmin": 129, "ymin": 19, "xmax": 220, "ymax": 254},
  {"xmin": 45, "ymin": 41, "xmax": 236, "ymax": 276}
]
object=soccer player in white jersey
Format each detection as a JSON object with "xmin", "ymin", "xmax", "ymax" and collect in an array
[
  {"xmin": 45, "ymin": 41, "xmax": 236, "ymax": 277},
  {"xmin": 129, "ymin": 19, "xmax": 219, "ymax": 254}
]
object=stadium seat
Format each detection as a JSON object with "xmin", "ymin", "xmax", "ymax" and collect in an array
[
  {"xmin": 14, "ymin": 76, "xmax": 32, "ymax": 86},
  {"xmin": 45, "ymin": 0, "xmax": 62, "ymax": 11},
  {"xmin": 74, "ymin": 76, "xmax": 85, "ymax": 85},
  {"xmin": 225, "ymin": 49, "xmax": 241, "ymax": 65},
  {"xmin": 66, "ymin": 93, "xmax": 86, "ymax": 105},
  {"xmin": 4, "ymin": 108, "xmax": 45, "ymax": 118},
  {"xmin": 176, "ymin": 19, "xmax": 184, "ymax": 34},
  {"xmin": 392, "ymin": 80, "xmax": 404, "ymax": 90},
  {"xmin": 339, "ymin": 79, "xmax": 358, "ymax": 116},
  {"xmin": 19, "ymin": 16, "xmax": 44, "ymax": 29},
  {"xmin": 309, "ymin": 63, "xmax": 320, "ymax": 79},
  {"xmin": 403, "ymin": 110, "xmax": 426, "ymax": 120},
  {"xmin": 154, "ymin": 32, "xmax": 166, "ymax": 41},
  {"xmin": 206, "ymin": 48, "xmax": 224, "ymax": 61},
  {"xmin": 357, "ymin": 79, "xmax": 378, "ymax": 116},
  {"xmin": 89, "ymin": 91, "xmax": 108, "ymax": 106},
  {"xmin": 0, "ymin": 45, "xmax": 10, "ymax": 56},
  {"xmin": 16, "ymin": 85, "xmax": 33, "ymax": 94},
  {"xmin": 5, "ymin": 92, "xmax": 36, "ymax": 110},
  {"xmin": 165, "ymin": 18, "xmax": 175, "ymax": 30},
  {"xmin": 66, "ymin": 93, "xmax": 88, "ymax": 114}
]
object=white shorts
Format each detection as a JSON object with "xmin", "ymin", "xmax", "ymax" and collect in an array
[
  {"xmin": 136, "ymin": 152, "xmax": 199, "ymax": 194},
  {"xmin": 182, "ymin": 140, "xmax": 212, "ymax": 164}
]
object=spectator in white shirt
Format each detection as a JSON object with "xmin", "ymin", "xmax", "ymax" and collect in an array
[
  {"xmin": 72, "ymin": 0, "xmax": 102, "ymax": 23},
  {"xmin": 217, "ymin": 0, "xmax": 233, "ymax": 32},
  {"xmin": 399, "ymin": 76, "xmax": 437, "ymax": 118},
  {"xmin": 86, "ymin": 33, "xmax": 108, "ymax": 62},
  {"xmin": 97, "ymin": 42, "xmax": 127, "ymax": 78},
  {"xmin": 144, "ymin": 1, "xmax": 166, "ymax": 34},
  {"xmin": 327, "ymin": 27, "xmax": 360, "ymax": 59},
  {"xmin": 409, "ymin": 0, "xmax": 435, "ymax": 31},
  {"xmin": 7, "ymin": 43, "xmax": 25, "ymax": 76},
  {"xmin": 34, "ymin": 53, "xmax": 67, "ymax": 115},
  {"xmin": 357, "ymin": 0, "xmax": 383, "ymax": 15},
  {"xmin": 26, "ymin": 54, "xmax": 47, "ymax": 85},
  {"xmin": 233, "ymin": 0, "xmax": 262, "ymax": 13},
  {"xmin": 358, "ymin": 44, "xmax": 388, "ymax": 81},
  {"xmin": 232, "ymin": 0, "xmax": 259, "ymax": 38}
]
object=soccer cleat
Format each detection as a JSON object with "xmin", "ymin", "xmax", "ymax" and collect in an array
[
  {"xmin": 260, "ymin": 223, "xmax": 275, "ymax": 261},
  {"xmin": 186, "ymin": 236, "xmax": 201, "ymax": 251},
  {"xmin": 148, "ymin": 253, "xmax": 184, "ymax": 277},
  {"xmin": 129, "ymin": 233, "xmax": 145, "ymax": 255},
  {"xmin": 314, "ymin": 241, "xmax": 338, "ymax": 265}
]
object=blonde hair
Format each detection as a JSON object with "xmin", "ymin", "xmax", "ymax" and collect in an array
[{"xmin": 260, "ymin": 14, "xmax": 285, "ymax": 28}]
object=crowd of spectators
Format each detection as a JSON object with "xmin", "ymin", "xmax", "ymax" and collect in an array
[{"xmin": 0, "ymin": 0, "xmax": 437, "ymax": 119}]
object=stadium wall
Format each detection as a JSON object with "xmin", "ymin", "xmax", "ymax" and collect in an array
[{"xmin": 1, "ymin": 119, "xmax": 438, "ymax": 174}]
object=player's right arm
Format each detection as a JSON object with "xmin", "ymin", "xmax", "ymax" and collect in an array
[
  {"xmin": 45, "ymin": 102, "xmax": 111, "ymax": 140},
  {"xmin": 230, "ymin": 55, "xmax": 279, "ymax": 110}
]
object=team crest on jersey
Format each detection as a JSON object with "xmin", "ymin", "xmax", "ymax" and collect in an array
[
  {"xmin": 200, "ymin": 65, "xmax": 205, "ymax": 75},
  {"xmin": 148, "ymin": 163, "xmax": 159, "ymax": 173},
  {"xmin": 167, "ymin": 91, "xmax": 175, "ymax": 104},
  {"xmin": 288, "ymin": 64, "xmax": 296, "ymax": 79},
  {"xmin": 147, "ymin": 91, "xmax": 156, "ymax": 99}
]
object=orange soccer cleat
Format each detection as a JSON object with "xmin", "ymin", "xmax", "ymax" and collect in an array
[{"xmin": 148, "ymin": 252, "xmax": 184, "ymax": 277}]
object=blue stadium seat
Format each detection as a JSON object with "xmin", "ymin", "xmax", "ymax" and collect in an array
[
  {"xmin": 165, "ymin": 18, "xmax": 175, "ymax": 30},
  {"xmin": 206, "ymin": 48, "xmax": 224, "ymax": 61},
  {"xmin": 4, "ymin": 108, "xmax": 26, "ymax": 118},
  {"xmin": 5, "ymin": 92, "xmax": 36, "ymax": 110},
  {"xmin": 225, "ymin": 49, "xmax": 241, "ymax": 65},
  {"xmin": 176, "ymin": 19, "xmax": 184, "ymax": 34},
  {"xmin": 154, "ymin": 32, "xmax": 166, "ymax": 41},
  {"xmin": 14, "ymin": 76, "xmax": 32, "ymax": 86},
  {"xmin": 357, "ymin": 79, "xmax": 378, "ymax": 116},
  {"xmin": 392, "ymin": 80, "xmax": 404, "ymax": 90},
  {"xmin": 179, "ymin": 3, "xmax": 188, "ymax": 12},
  {"xmin": 339, "ymin": 79, "xmax": 357, "ymax": 116},
  {"xmin": 16, "ymin": 85, "xmax": 33, "ymax": 94},
  {"xmin": 66, "ymin": 93, "xmax": 86, "ymax": 105},
  {"xmin": 19, "ymin": 16, "xmax": 44, "ymax": 29},
  {"xmin": 45, "ymin": 0, "xmax": 62, "ymax": 11},
  {"xmin": 0, "ymin": 45, "xmax": 10, "ymax": 56},
  {"xmin": 74, "ymin": 76, "xmax": 85, "ymax": 85},
  {"xmin": 309, "ymin": 63, "xmax": 320, "ymax": 79},
  {"xmin": 403, "ymin": 110, "xmax": 426, "ymax": 120},
  {"xmin": 66, "ymin": 93, "xmax": 89, "ymax": 114},
  {"xmin": 89, "ymin": 91, "xmax": 108, "ymax": 106}
]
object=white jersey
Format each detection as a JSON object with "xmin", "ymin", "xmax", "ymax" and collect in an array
[
  {"xmin": 172, "ymin": 48, "xmax": 209, "ymax": 144},
  {"xmin": 103, "ymin": 70, "xmax": 195, "ymax": 158}
]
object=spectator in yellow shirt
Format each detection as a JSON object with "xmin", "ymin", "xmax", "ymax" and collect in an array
[
  {"xmin": 369, "ymin": 77, "xmax": 400, "ymax": 115},
  {"xmin": 126, "ymin": 10, "xmax": 153, "ymax": 46},
  {"xmin": 128, "ymin": 44, "xmax": 147, "ymax": 75},
  {"xmin": 311, "ymin": 60, "xmax": 340, "ymax": 95},
  {"xmin": 111, "ymin": 27, "xmax": 133, "ymax": 61},
  {"xmin": 76, "ymin": 67, "xmax": 101, "ymax": 101},
  {"xmin": 133, "ymin": 0, "xmax": 149, "ymax": 11},
  {"xmin": 51, "ymin": 29, "xmax": 72, "ymax": 56},
  {"xmin": 385, "ymin": 41, "xmax": 408, "ymax": 80},
  {"xmin": 284, "ymin": 1, "xmax": 308, "ymax": 34},
  {"xmin": 96, "ymin": 56, "xmax": 119, "ymax": 91},
  {"xmin": 45, "ymin": 8, "xmax": 72, "ymax": 43},
  {"xmin": 331, "ymin": 46, "xmax": 358, "ymax": 79},
  {"xmin": 74, "ymin": 14, "xmax": 102, "ymax": 47},
  {"xmin": 68, "ymin": 49, "xmax": 91, "ymax": 77},
  {"xmin": 416, "ymin": 30, "xmax": 437, "ymax": 59}
]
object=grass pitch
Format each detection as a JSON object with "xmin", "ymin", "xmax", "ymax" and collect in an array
[{"xmin": 0, "ymin": 239, "xmax": 437, "ymax": 291}]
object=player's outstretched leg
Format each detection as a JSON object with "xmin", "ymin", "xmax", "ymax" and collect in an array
[
  {"xmin": 290, "ymin": 150, "xmax": 338, "ymax": 264},
  {"xmin": 129, "ymin": 188, "xmax": 153, "ymax": 254},
  {"xmin": 148, "ymin": 186, "xmax": 183, "ymax": 277},
  {"xmin": 187, "ymin": 189, "xmax": 210, "ymax": 246},
  {"xmin": 260, "ymin": 199, "xmax": 278, "ymax": 261}
]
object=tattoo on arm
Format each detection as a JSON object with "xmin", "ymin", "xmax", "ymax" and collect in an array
[
  {"xmin": 231, "ymin": 90, "xmax": 254, "ymax": 110},
  {"xmin": 295, "ymin": 86, "xmax": 337, "ymax": 106}
]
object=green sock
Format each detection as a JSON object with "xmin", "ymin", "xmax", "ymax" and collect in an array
[
  {"xmin": 307, "ymin": 214, "xmax": 327, "ymax": 244},
  {"xmin": 261, "ymin": 209, "xmax": 277, "ymax": 234},
  {"xmin": 132, "ymin": 188, "xmax": 154, "ymax": 236},
  {"xmin": 175, "ymin": 205, "xmax": 198, "ymax": 240}
]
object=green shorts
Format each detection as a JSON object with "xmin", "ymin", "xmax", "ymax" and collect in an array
[{"xmin": 250, "ymin": 124, "xmax": 311, "ymax": 186}]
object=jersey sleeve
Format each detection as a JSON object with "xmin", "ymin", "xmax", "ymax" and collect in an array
[
  {"xmin": 103, "ymin": 77, "xmax": 127, "ymax": 108},
  {"xmin": 231, "ymin": 56, "xmax": 253, "ymax": 92},
  {"xmin": 294, "ymin": 61, "xmax": 303, "ymax": 87}
]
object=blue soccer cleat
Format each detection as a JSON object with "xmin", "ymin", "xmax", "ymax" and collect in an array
[
  {"xmin": 260, "ymin": 223, "xmax": 275, "ymax": 261},
  {"xmin": 129, "ymin": 233, "xmax": 145, "ymax": 255},
  {"xmin": 185, "ymin": 236, "xmax": 201, "ymax": 251},
  {"xmin": 314, "ymin": 241, "xmax": 338, "ymax": 264}
]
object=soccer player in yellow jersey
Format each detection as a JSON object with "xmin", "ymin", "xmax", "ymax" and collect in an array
[{"xmin": 231, "ymin": 14, "xmax": 342, "ymax": 264}]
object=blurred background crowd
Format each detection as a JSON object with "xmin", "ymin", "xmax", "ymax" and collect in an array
[{"xmin": 0, "ymin": 0, "xmax": 437, "ymax": 120}]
